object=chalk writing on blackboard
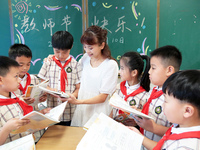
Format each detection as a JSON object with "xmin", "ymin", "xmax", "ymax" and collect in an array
[{"xmin": 90, "ymin": 0, "xmax": 152, "ymax": 59}]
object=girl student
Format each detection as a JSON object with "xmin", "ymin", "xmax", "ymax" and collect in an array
[
  {"xmin": 63, "ymin": 25, "xmax": 119, "ymax": 127},
  {"xmin": 111, "ymin": 51, "xmax": 150, "ymax": 126}
]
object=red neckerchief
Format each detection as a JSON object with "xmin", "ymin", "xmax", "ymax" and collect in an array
[
  {"xmin": 153, "ymin": 126, "xmax": 200, "ymax": 150},
  {"xmin": 0, "ymin": 94, "xmax": 33, "ymax": 115},
  {"xmin": 119, "ymin": 81, "xmax": 145, "ymax": 114},
  {"xmin": 140, "ymin": 87, "xmax": 163, "ymax": 134},
  {"xmin": 52, "ymin": 56, "xmax": 72, "ymax": 92},
  {"xmin": 19, "ymin": 73, "xmax": 31, "ymax": 94}
]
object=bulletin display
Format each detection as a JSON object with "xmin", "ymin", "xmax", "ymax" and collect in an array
[
  {"xmin": 10, "ymin": 0, "xmax": 83, "ymax": 74},
  {"xmin": 88, "ymin": 0, "xmax": 157, "ymax": 62}
]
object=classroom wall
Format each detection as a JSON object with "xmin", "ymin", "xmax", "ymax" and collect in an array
[{"xmin": 0, "ymin": 0, "xmax": 199, "ymax": 74}]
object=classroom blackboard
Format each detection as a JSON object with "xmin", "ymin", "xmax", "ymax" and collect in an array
[
  {"xmin": 88, "ymin": 0, "xmax": 157, "ymax": 61},
  {"xmin": 10, "ymin": 0, "xmax": 83, "ymax": 74},
  {"xmin": 0, "ymin": 1, "xmax": 12, "ymax": 54},
  {"xmin": 159, "ymin": 0, "xmax": 200, "ymax": 70}
]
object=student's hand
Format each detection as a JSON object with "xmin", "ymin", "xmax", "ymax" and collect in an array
[
  {"xmin": 39, "ymin": 93, "xmax": 47, "ymax": 102},
  {"xmin": 134, "ymin": 116, "xmax": 155, "ymax": 133},
  {"xmin": 4, "ymin": 118, "xmax": 30, "ymax": 132},
  {"xmin": 43, "ymin": 54, "xmax": 54, "ymax": 62},
  {"xmin": 123, "ymin": 118, "xmax": 137, "ymax": 126},
  {"xmin": 128, "ymin": 126, "xmax": 142, "ymax": 135},
  {"xmin": 40, "ymin": 108, "xmax": 51, "ymax": 114},
  {"xmin": 22, "ymin": 96, "xmax": 35, "ymax": 104}
]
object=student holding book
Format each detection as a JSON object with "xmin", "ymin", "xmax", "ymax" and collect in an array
[
  {"xmin": 129, "ymin": 70, "xmax": 200, "ymax": 149},
  {"xmin": 134, "ymin": 45, "xmax": 182, "ymax": 144},
  {"xmin": 0, "ymin": 56, "xmax": 50, "ymax": 144},
  {"xmin": 9, "ymin": 44, "xmax": 47, "ymax": 106},
  {"xmin": 110, "ymin": 51, "xmax": 150, "ymax": 126},
  {"xmin": 0, "ymin": 118, "xmax": 30, "ymax": 145},
  {"xmin": 38, "ymin": 31, "xmax": 82, "ymax": 126}
]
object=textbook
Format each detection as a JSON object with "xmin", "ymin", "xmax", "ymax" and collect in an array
[
  {"xmin": 25, "ymin": 79, "xmax": 49, "ymax": 106},
  {"xmin": 109, "ymin": 93, "xmax": 153, "ymax": 120},
  {"xmin": 0, "ymin": 134, "xmax": 35, "ymax": 150},
  {"xmin": 77, "ymin": 113, "xmax": 144, "ymax": 150},
  {"xmin": 11, "ymin": 101, "xmax": 68, "ymax": 134},
  {"xmin": 38, "ymin": 86, "xmax": 70, "ymax": 98}
]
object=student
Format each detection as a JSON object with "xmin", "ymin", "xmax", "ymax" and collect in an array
[
  {"xmin": 38, "ymin": 31, "xmax": 81, "ymax": 126},
  {"xmin": 0, "ymin": 56, "xmax": 50, "ymax": 144},
  {"xmin": 134, "ymin": 45, "xmax": 182, "ymax": 143},
  {"xmin": 8, "ymin": 44, "xmax": 47, "ymax": 106},
  {"xmin": 63, "ymin": 25, "xmax": 119, "ymax": 127},
  {"xmin": 110, "ymin": 51, "xmax": 150, "ymax": 126},
  {"xmin": 129, "ymin": 70, "xmax": 200, "ymax": 150},
  {"xmin": 0, "ymin": 118, "xmax": 30, "ymax": 145}
]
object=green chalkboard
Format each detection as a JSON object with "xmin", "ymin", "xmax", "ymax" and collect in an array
[
  {"xmin": 159, "ymin": 0, "xmax": 200, "ymax": 70},
  {"xmin": 11, "ymin": 0, "xmax": 83, "ymax": 74},
  {"xmin": 88, "ymin": 0, "xmax": 157, "ymax": 61},
  {"xmin": 0, "ymin": 1, "xmax": 11, "ymax": 54}
]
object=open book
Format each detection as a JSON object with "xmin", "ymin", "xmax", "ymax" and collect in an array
[
  {"xmin": 11, "ymin": 101, "xmax": 68, "ymax": 134},
  {"xmin": 38, "ymin": 86, "xmax": 70, "ymax": 98},
  {"xmin": 25, "ymin": 79, "xmax": 49, "ymax": 106},
  {"xmin": 0, "ymin": 134, "xmax": 35, "ymax": 150},
  {"xmin": 109, "ymin": 93, "xmax": 153, "ymax": 120},
  {"xmin": 77, "ymin": 113, "xmax": 144, "ymax": 150}
]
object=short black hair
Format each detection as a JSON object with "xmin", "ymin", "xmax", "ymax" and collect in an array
[
  {"xmin": 52, "ymin": 31, "xmax": 73, "ymax": 50},
  {"xmin": 150, "ymin": 45, "xmax": 182, "ymax": 71},
  {"xmin": 0, "ymin": 56, "xmax": 19, "ymax": 77},
  {"xmin": 9, "ymin": 43, "xmax": 32, "ymax": 59},
  {"xmin": 163, "ymin": 70, "xmax": 200, "ymax": 116}
]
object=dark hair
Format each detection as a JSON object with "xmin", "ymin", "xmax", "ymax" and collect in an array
[
  {"xmin": 52, "ymin": 31, "xmax": 73, "ymax": 50},
  {"xmin": 121, "ymin": 52, "xmax": 150, "ymax": 91},
  {"xmin": 9, "ymin": 43, "xmax": 32, "ymax": 59},
  {"xmin": 0, "ymin": 56, "xmax": 19, "ymax": 77},
  {"xmin": 150, "ymin": 45, "xmax": 182, "ymax": 71},
  {"xmin": 163, "ymin": 70, "xmax": 200, "ymax": 115},
  {"xmin": 80, "ymin": 25, "xmax": 111, "ymax": 59}
]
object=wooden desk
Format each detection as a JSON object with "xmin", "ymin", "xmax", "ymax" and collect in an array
[{"xmin": 36, "ymin": 125, "xmax": 86, "ymax": 150}]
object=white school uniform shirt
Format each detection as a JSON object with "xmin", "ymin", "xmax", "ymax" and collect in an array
[
  {"xmin": 144, "ymin": 86, "xmax": 170, "ymax": 142},
  {"xmin": 71, "ymin": 53, "xmax": 119, "ymax": 127},
  {"xmin": 112, "ymin": 82, "xmax": 148, "ymax": 118},
  {"xmin": 38, "ymin": 56, "xmax": 81, "ymax": 122},
  {"xmin": 14, "ymin": 73, "xmax": 40, "ymax": 96},
  {"xmin": 14, "ymin": 73, "xmax": 40, "ymax": 111},
  {"xmin": 0, "ymin": 93, "xmax": 44, "ymax": 143},
  {"xmin": 162, "ymin": 125, "xmax": 200, "ymax": 149}
]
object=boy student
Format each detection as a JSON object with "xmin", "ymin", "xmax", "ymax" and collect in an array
[
  {"xmin": 9, "ymin": 44, "xmax": 47, "ymax": 106},
  {"xmin": 0, "ymin": 56, "xmax": 50, "ymax": 144},
  {"xmin": 134, "ymin": 45, "xmax": 182, "ymax": 143},
  {"xmin": 129, "ymin": 70, "xmax": 200, "ymax": 149},
  {"xmin": 38, "ymin": 31, "xmax": 81, "ymax": 126}
]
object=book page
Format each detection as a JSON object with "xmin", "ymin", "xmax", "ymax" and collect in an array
[
  {"xmin": 25, "ymin": 80, "xmax": 49, "ymax": 106},
  {"xmin": 0, "ymin": 134, "xmax": 35, "ymax": 150},
  {"xmin": 83, "ymin": 113, "xmax": 99, "ymax": 130},
  {"xmin": 45, "ymin": 101, "xmax": 68, "ymax": 121},
  {"xmin": 38, "ymin": 86, "xmax": 69, "ymax": 98},
  {"xmin": 11, "ymin": 101, "xmax": 68, "ymax": 134},
  {"xmin": 11, "ymin": 111, "xmax": 59, "ymax": 134},
  {"xmin": 109, "ymin": 93, "xmax": 153, "ymax": 119},
  {"xmin": 77, "ymin": 113, "xmax": 144, "ymax": 150}
]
